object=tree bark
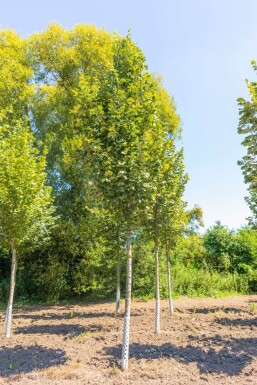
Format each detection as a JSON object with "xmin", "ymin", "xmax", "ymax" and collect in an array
[
  {"xmin": 154, "ymin": 208, "xmax": 160, "ymax": 334},
  {"xmin": 115, "ymin": 238, "xmax": 121, "ymax": 314},
  {"xmin": 121, "ymin": 227, "xmax": 132, "ymax": 371},
  {"xmin": 6, "ymin": 241, "xmax": 17, "ymax": 338},
  {"xmin": 166, "ymin": 243, "xmax": 174, "ymax": 316}
]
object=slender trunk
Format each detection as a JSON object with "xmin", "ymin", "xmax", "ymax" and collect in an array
[
  {"xmin": 116, "ymin": 241, "xmax": 121, "ymax": 314},
  {"xmin": 6, "ymin": 242, "xmax": 17, "ymax": 338},
  {"xmin": 154, "ymin": 208, "xmax": 160, "ymax": 334},
  {"xmin": 5, "ymin": 302, "xmax": 9, "ymax": 323},
  {"xmin": 166, "ymin": 243, "xmax": 174, "ymax": 316},
  {"xmin": 155, "ymin": 234, "xmax": 160, "ymax": 334},
  {"xmin": 121, "ymin": 227, "xmax": 132, "ymax": 371}
]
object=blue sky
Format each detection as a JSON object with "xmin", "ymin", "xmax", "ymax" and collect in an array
[{"xmin": 1, "ymin": 0, "xmax": 257, "ymax": 230}]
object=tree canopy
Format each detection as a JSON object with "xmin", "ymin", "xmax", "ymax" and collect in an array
[{"xmin": 238, "ymin": 61, "xmax": 257, "ymax": 226}]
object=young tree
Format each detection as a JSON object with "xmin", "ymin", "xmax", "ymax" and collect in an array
[
  {"xmin": 161, "ymin": 188, "xmax": 188, "ymax": 317},
  {"xmin": 0, "ymin": 120, "xmax": 55, "ymax": 337},
  {"xmin": 238, "ymin": 61, "xmax": 257, "ymax": 226},
  {"xmin": 156, "ymin": 149, "xmax": 187, "ymax": 324},
  {"xmin": 0, "ymin": 28, "xmax": 55, "ymax": 336},
  {"xmin": 140, "ymin": 77, "xmax": 187, "ymax": 331},
  {"xmin": 76, "ymin": 35, "xmax": 173, "ymax": 369},
  {"xmin": 87, "ymin": 36, "xmax": 156, "ymax": 370}
]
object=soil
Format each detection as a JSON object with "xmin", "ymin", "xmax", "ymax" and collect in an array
[{"xmin": 0, "ymin": 295, "xmax": 257, "ymax": 385}]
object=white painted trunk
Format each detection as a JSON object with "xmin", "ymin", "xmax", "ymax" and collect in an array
[
  {"xmin": 6, "ymin": 242, "xmax": 17, "ymax": 338},
  {"xmin": 5, "ymin": 303, "xmax": 9, "ymax": 322},
  {"xmin": 121, "ymin": 228, "xmax": 132, "ymax": 371}
]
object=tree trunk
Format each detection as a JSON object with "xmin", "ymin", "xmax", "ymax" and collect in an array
[
  {"xmin": 116, "ymin": 241, "xmax": 121, "ymax": 314},
  {"xmin": 5, "ymin": 302, "xmax": 9, "ymax": 323},
  {"xmin": 155, "ymin": 233, "xmax": 160, "ymax": 334},
  {"xmin": 166, "ymin": 244, "xmax": 174, "ymax": 316},
  {"xmin": 154, "ymin": 208, "xmax": 160, "ymax": 334},
  {"xmin": 6, "ymin": 241, "xmax": 17, "ymax": 338},
  {"xmin": 121, "ymin": 227, "xmax": 132, "ymax": 371}
]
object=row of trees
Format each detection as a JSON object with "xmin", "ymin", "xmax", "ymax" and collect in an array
[{"xmin": 0, "ymin": 25, "xmax": 189, "ymax": 369}]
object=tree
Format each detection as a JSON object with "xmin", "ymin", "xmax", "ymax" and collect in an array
[
  {"xmin": 73, "ymin": 33, "xmax": 186, "ymax": 368},
  {"xmin": 81, "ymin": 35, "xmax": 158, "ymax": 370},
  {"xmin": 238, "ymin": 61, "xmax": 257, "ymax": 226},
  {"xmin": 185, "ymin": 205, "xmax": 204, "ymax": 235},
  {"xmin": 0, "ymin": 120, "xmax": 55, "ymax": 337},
  {"xmin": 159, "ymin": 152, "xmax": 188, "ymax": 318},
  {"xmin": 203, "ymin": 222, "xmax": 257, "ymax": 274},
  {"xmin": 146, "ymin": 145, "xmax": 187, "ymax": 330},
  {"xmin": 0, "ymin": 28, "xmax": 55, "ymax": 336},
  {"xmin": 134, "ymin": 72, "xmax": 187, "ymax": 330},
  {"xmin": 203, "ymin": 223, "xmax": 233, "ymax": 271}
]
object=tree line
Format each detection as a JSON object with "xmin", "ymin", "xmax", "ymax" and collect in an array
[{"xmin": 1, "ymin": 23, "xmax": 257, "ymax": 370}]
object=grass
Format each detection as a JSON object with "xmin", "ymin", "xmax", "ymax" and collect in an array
[
  {"xmin": 111, "ymin": 362, "xmax": 120, "ymax": 376},
  {"xmin": 44, "ymin": 366, "xmax": 80, "ymax": 380},
  {"xmin": 75, "ymin": 330, "xmax": 100, "ymax": 342}
]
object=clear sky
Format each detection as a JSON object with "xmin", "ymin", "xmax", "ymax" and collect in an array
[{"xmin": 1, "ymin": 0, "xmax": 256, "ymax": 230}]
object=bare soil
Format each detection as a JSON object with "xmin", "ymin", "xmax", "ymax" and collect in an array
[{"xmin": 0, "ymin": 295, "xmax": 257, "ymax": 384}]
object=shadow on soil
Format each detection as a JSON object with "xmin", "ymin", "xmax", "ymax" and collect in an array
[
  {"xmin": 104, "ymin": 336, "xmax": 257, "ymax": 376},
  {"xmin": 15, "ymin": 323, "xmax": 102, "ymax": 336},
  {"xmin": 187, "ymin": 307, "xmax": 243, "ymax": 314},
  {"xmin": 12, "ymin": 311, "xmax": 139, "ymax": 322},
  {"xmin": 13, "ymin": 311, "xmax": 118, "ymax": 321},
  {"xmin": 12, "ymin": 310, "xmax": 142, "ymax": 321},
  {"xmin": 216, "ymin": 317, "xmax": 257, "ymax": 327},
  {"xmin": 0, "ymin": 345, "xmax": 67, "ymax": 377}
]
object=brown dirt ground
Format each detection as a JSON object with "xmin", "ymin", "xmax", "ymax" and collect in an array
[{"xmin": 0, "ymin": 295, "xmax": 257, "ymax": 385}]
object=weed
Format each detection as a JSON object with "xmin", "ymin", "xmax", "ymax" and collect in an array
[
  {"xmin": 112, "ymin": 362, "xmax": 120, "ymax": 375},
  {"xmin": 76, "ymin": 330, "xmax": 99, "ymax": 342},
  {"xmin": 249, "ymin": 302, "xmax": 257, "ymax": 315},
  {"xmin": 65, "ymin": 311, "xmax": 76, "ymax": 319},
  {"xmin": 189, "ymin": 325, "xmax": 200, "ymax": 336},
  {"xmin": 9, "ymin": 362, "xmax": 20, "ymax": 370},
  {"xmin": 213, "ymin": 309, "xmax": 226, "ymax": 318}
]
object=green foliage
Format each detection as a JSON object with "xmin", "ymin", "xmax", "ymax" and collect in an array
[
  {"xmin": 203, "ymin": 223, "xmax": 257, "ymax": 273},
  {"xmin": 1, "ymin": 24, "xmax": 256, "ymax": 306},
  {"xmin": 185, "ymin": 205, "xmax": 204, "ymax": 235},
  {"xmin": 174, "ymin": 234, "xmax": 206, "ymax": 268},
  {"xmin": 0, "ymin": 121, "xmax": 56, "ymax": 249},
  {"xmin": 0, "ymin": 29, "xmax": 33, "ymax": 121},
  {"xmin": 238, "ymin": 63, "xmax": 257, "ymax": 225},
  {"xmin": 171, "ymin": 264, "xmax": 248, "ymax": 297}
]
